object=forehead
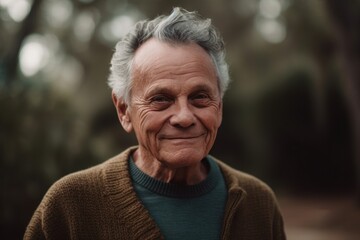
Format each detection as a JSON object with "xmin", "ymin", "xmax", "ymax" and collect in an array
[{"xmin": 131, "ymin": 38, "xmax": 218, "ymax": 87}]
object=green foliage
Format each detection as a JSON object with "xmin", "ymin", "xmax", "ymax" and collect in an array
[{"xmin": 0, "ymin": 84, "xmax": 97, "ymax": 238}]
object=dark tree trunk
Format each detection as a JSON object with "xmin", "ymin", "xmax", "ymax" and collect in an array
[{"xmin": 325, "ymin": 0, "xmax": 360, "ymax": 201}]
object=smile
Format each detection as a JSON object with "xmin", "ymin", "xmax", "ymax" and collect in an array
[{"xmin": 160, "ymin": 133, "xmax": 205, "ymax": 140}]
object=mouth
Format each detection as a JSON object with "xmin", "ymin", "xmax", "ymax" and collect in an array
[{"xmin": 160, "ymin": 133, "xmax": 206, "ymax": 140}]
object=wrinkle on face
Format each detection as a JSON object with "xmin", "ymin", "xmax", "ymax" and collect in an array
[{"xmin": 124, "ymin": 38, "xmax": 223, "ymax": 184}]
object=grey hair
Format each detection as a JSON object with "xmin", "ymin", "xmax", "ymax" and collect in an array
[{"xmin": 108, "ymin": 7, "xmax": 230, "ymax": 103}]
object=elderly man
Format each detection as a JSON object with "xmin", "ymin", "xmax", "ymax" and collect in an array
[{"xmin": 25, "ymin": 7, "xmax": 286, "ymax": 240}]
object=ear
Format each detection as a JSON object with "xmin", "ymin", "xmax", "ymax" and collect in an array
[
  {"xmin": 217, "ymin": 100, "xmax": 223, "ymax": 128},
  {"xmin": 112, "ymin": 92, "xmax": 133, "ymax": 133}
]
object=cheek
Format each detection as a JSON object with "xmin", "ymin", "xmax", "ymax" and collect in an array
[
  {"xmin": 198, "ymin": 107, "xmax": 222, "ymax": 131},
  {"xmin": 136, "ymin": 110, "xmax": 169, "ymax": 137}
]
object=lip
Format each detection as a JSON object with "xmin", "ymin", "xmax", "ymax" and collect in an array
[{"xmin": 160, "ymin": 133, "xmax": 206, "ymax": 140}]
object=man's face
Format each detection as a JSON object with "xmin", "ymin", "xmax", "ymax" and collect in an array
[{"xmin": 120, "ymin": 38, "xmax": 222, "ymax": 169}]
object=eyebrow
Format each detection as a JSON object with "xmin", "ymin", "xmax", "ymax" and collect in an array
[
  {"xmin": 145, "ymin": 85, "xmax": 176, "ymax": 98},
  {"xmin": 191, "ymin": 83, "xmax": 215, "ymax": 93},
  {"xmin": 145, "ymin": 82, "xmax": 218, "ymax": 98}
]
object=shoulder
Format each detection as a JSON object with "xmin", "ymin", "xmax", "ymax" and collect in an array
[
  {"xmin": 212, "ymin": 158, "xmax": 286, "ymax": 239},
  {"xmin": 214, "ymin": 158, "xmax": 277, "ymax": 202},
  {"xmin": 42, "ymin": 147, "xmax": 136, "ymax": 206},
  {"xmin": 25, "ymin": 147, "xmax": 137, "ymax": 239}
]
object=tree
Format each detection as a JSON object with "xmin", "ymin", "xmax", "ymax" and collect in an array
[{"xmin": 325, "ymin": 0, "xmax": 360, "ymax": 201}]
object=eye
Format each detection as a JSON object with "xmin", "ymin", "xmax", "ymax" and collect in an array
[
  {"xmin": 193, "ymin": 93, "xmax": 209, "ymax": 100},
  {"xmin": 191, "ymin": 92, "xmax": 211, "ymax": 107},
  {"xmin": 151, "ymin": 95, "xmax": 172, "ymax": 103},
  {"xmin": 149, "ymin": 94, "xmax": 173, "ymax": 110}
]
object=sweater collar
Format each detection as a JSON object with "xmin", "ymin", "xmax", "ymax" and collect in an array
[{"xmin": 129, "ymin": 156, "xmax": 221, "ymax": 198}]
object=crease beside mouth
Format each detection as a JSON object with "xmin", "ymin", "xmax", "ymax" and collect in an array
[{"xmin": 163, "ymin": 134, "xmax": 205, "ymax": 140}]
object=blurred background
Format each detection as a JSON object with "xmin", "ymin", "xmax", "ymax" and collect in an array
[{"xmin": 1, "ymin": 0, "xmax": 359, "ymax": 239}]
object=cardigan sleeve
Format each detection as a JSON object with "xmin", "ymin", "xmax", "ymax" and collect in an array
[
  {"xmin": 272, "ymin": 203, "xmax": 287, "ymax": 240},
  {"xmin": 24, "ymin": 204, "xmax": 46, "ymax": 240},
  {"xmin": 24, "ymin": 183, "xmax": 74, "ymax": 240}
]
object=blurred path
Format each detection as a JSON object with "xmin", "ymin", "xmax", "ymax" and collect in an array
[{"xmin": 279, "ymin": 195, "xmax": 360, "ymax": 240}]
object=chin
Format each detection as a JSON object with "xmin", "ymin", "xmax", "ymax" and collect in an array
[{"xmin": 159, "ymin": 149, "xmax": 206, "ymax": 168}]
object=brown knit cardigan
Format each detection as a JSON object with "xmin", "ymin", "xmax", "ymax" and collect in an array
[{"xmin": 24, "ymin": 147, "xmax": 286, "ymax": 240}]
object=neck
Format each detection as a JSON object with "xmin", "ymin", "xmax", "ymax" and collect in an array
[{"xmin": 132, "ymin": 149, "xmax": 208, "ymax": 185}]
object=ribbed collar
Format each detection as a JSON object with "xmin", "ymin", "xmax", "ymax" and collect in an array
[{"xmin": 129, "ymin": 156, "xmax": 221, "ymax": 198}]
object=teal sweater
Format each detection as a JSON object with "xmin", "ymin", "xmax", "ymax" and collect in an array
[{"xmin": 129, "ymin": 157, "xmax": 227, "ymax": 240}]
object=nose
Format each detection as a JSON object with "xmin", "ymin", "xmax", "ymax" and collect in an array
[{"xmin": 169, "ymin": 100, "xmax": 196, "ymax": 128}]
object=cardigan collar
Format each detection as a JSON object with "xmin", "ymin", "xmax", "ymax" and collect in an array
[
  {"xmin": 102, "ymin": 146, "xmax": 246, "ymax": 240},
  {"xmin": 102, "ymin": 147, "xmax": 163, "ymax": 240}
]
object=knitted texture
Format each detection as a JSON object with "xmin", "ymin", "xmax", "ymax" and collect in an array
[
  {"xmin": 24, "ymin": 147, "xmax": 286, "ymax": 240},
  {"xmin": 130, "ymin": 156, "xmax": 227, "ymax": 240}
]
